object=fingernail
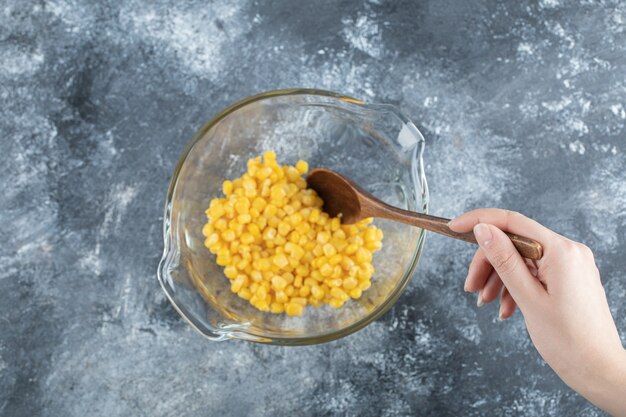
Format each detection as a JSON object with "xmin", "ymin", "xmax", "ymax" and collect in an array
[
  {"xmin": 498, "ymin": 305, "xmax": 505, "ymax": 321},
  {"xmin": 477, "ymin": 292, "xmax": 484, "ymax": 307},
  {"xmin": 474, "ymin": 223, "xmax": 493, "ymax": 246},
  {"xmin": 447, "ymin": 218, "xmax": 458, "ymax": 228}
]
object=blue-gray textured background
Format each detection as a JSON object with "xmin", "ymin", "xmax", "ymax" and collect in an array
[{"xmin": 1, "ymin": 0, "xmax": 625, "ymax": 416}]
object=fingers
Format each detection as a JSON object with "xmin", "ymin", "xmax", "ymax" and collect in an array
[
  {"xmin": 465, "ymin": 249, "xmax": 492, "ymax": 292},
  {"xmin": 499, "ymin": 287, "xmax": 517, "ymax": 319},
  {"xmin": 480, "ymin": 270, "xmax": 504, "ymax": 304},
  {"xmin": 449, "ymin": 208, "xmax": 557, "ymax": 253},
  {"xmin": 472, "ymin": 223, "xmax": 547, "ymax": 311}
]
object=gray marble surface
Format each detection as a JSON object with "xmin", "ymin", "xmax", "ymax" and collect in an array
[{"xmin": 1, "ymin": 0, "xmax": 625, "ymax": 415}]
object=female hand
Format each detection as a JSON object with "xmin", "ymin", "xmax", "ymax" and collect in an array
[{"xmin": 449, "ymin": 209, "xmax": 626, "ymax": 416}]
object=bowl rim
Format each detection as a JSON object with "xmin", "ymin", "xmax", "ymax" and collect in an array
[{"xmin": 157, "ymin": 88, "xmax": 429, "ymax": 345}]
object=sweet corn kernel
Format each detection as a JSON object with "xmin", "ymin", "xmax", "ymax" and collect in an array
[
  {"xmin": 271, "ymin": 275, "xmax": 287, "ymax": 291},
  {"xmin": 295, "ymin": 160, "xmax": 308, "ymax": 174},
  {"xmin": 273, "ymin": 253, "xmax": 289, "ymax": 269},
  {"xmin": 285, "ymin": 302, "xmax": 304, "ymax": 316},
  {"xmin": 349, "ymin": 288, "xmax": 362, "ymax": 299},
  {"xmin": 323, "ymin": 243, "xmax": 336, "ymax": 257},
  {"xmin": 203, "ymin": 152, "xmax": 383, "ymax": 315}
]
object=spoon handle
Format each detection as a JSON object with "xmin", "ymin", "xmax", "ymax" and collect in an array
[{"xmin": 374, "ymin": 208, "xmax": 543, "ymax": 260}]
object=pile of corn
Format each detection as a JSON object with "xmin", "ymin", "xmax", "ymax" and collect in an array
[{"xmin": 202, "ymin": 151, "xmax": 383, "ymax": 316}]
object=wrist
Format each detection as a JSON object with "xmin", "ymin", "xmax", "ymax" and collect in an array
[{"xmin": 577, "ymin": 347, "xmax": 626, "ymax": 415}]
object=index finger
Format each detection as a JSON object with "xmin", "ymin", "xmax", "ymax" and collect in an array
[{"xmin": 448, "ymin": 208, "xmax": 558, "ymax": 252}]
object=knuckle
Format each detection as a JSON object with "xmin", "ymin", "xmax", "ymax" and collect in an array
[
  {"xmin": 491, "ymin": 250, "xmax": 518, "ymax": 275},
  {"xmin": 558, "ymin": 239, "xmax": 594, "ymax": 259},
  {"xmin": 576, "ymin": 243, "xmax": 595, "ymax": 260},
  {"xmin": 503, "ymin": 210, "xmax": 523, "ymax": 230},
  {"xmin": 557, "ymin": 239, "xmax": 578, "ymax": 253}
]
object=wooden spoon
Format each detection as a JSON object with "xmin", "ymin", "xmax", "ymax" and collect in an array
[{"xmin": 306, "ymin": 168, "xmax": 543, "ymax": 260}]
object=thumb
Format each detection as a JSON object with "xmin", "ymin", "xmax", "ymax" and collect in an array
[{"xmin": 473, "ymin": 223, "xmax": 546, "ymax": 310}]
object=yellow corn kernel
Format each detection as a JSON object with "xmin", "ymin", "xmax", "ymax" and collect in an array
[
  {"xmin": 329, "ymin": 298, "xmax": 344, "ymax": 308},
  {"xmin": 240, "ymin": 233, "xmax": 254, "ymax": 245},
  {"xmin": 295, "ymin": 265, "xmax": 309, "ymax": 277},
  {"xmin": 271, "ymin": 302, "xmax": 285, "ymax": 314},
  {"xmin": 237, "ymin": 213, "xmax": 252, "ymax": 224},
  {"xmin": 291, "ymin": 297, "xmax": 307, "ymax": 306},
  {"xmin": 221, "ymin": 229, "xmax": 236, "ymax": 242},
  {"xmin": 263, "ymin": 150, "xmax": 276, "ymax": 162},
  {"xmin": 319, "ymin": 263, "xmax": 333, "ymax": 277},
  {"xmin": 301, "ymin": 194, "xmax": 316, "ymax": 206},
  {"xmin": 317, "ymin": 231, "xmax": 330, "ymax": 244},
  {"xmin": 325, "ymin": 278, "xmax": 342, "ymax": 287},
  {"xmin": 291, "ymin": 245, "xmax": 305, "ymax": 261},
  {"xmin": 234, "ymin": 198, "xmax": 250, "ymax": 215},
  {"xmin": 238, "ymin": 288, "xmax": 252, "ymax": 300},
  {"xmin": 367, "ymin": 240, "xmax": 383, "ymax": 251},
  {"xmin": 299, "ymin": 285, "xmax": 311, "ymax": 297},
  {"xmin": 270, "ymin": 184, "xmax": 287, "ymax": 201},
  {"xmin": 340, "ymin": 257, "xmax": 355, "ymax": 270},
  {"xmin": 356, "ymin": 247, "xmax": 372, "ymax": 263},
  {"xmin": 328, "ymin": 254, "xmax": 343, "ymax": 266},
  {"xmin": 364, "ymin": 227, "xmax": 377, "ymax": 242},
  {"xmin": 267, "ymin": 216, "xmax": 280, "ymax": 228},
  {"xmin": 311, "ymin": 285, "xmax": 325, "ymax": 300},
  {"xmin": 285, "ymin": 302, "xmax": 304, "ymax": 316},
  {"xmin": 288, "ymin": 213, "xmax": 303, "ymax": 226},
  {"xmin": 330, "ymin": 287, "xmax": 348, "ymax": 301},
  {"xmin": 349, "ymin": 288, "xmax": 362, "ymax": 299},
  {"xmin": 322, "ymin": 243, "xmax": 336, "ymax": 257},
  {"xmin": 222, "ymin": 180, "xmax": 233, "ymax": 196},
  {"xmin": 256, "ymin": 258, "xmax": 271, "ymax": 271},
  {"xmin": 309, "ymin": 208, "xmax": 320, "ymax": 223},
  {"xmin": 262, "ymin": 227, "xmax": 277, "ymax": 241},
  {"xmin": 358, "ymin": 263, "xmax": 375, "ymax": 280},
  {"xmin": 293, "ymin": 275, "xmax": 303, "ymax": 288},
  {"xmin": 331, "ymin": 228, "xmax": 345, "ymax": 240},
  {"xmin": 271, "ymin": 275, "xmax": 287, "ymax": 291},
  {"xmin": 344, "ymin": 243, "xmax": 359, "ymax": 255},
  {"xmin": 277, "ymin": 221, "xmax": 291, "ymax": 236},
  {"xmin": 332, "ymin": 265, "xmax": 342, "ymax": 278},
  {"xmin": 275, "ymin": 291, "xmax": 288, "ymax": 303},
  {"xmin": 282, "ymin": 272, "xmax": 295, "ymax": 284},
  {"xmin": 224, "ymin": 265, "xmax": 238, "ymax": 279},
  {"xmin": 247, "ymin": 223, "xmax": 261, "ymax": 237},
  {"xmin": 231, "ymin": 275, "xmax": 247, "ymax": 292},
  {"xmin": 295, "ymin": 222, "xmax": 310, "ymax": 235},
  {"xmin": 205, "ymin": 233, "xmax": 219, "ymax": 247},
  {"xmin": 255, "ymin": 216, "xmax": 267, "ymax": 230},
  {"xmin": 256, "ymin": 285, "xmax": 268, "ymax": 301},
  {"xmin": 295, "ymin": 160, "xmax": 308, "ymax": 174},
  {"xmin": 285, "ymin": 166, "xmax": 300, "ymax": 181},
  {"xmin": 250, "ymin": 270, "xmax": 263, "ymax": 282},
  {"xmin": 273, "ymin": 253, "xmax": 289, "ymax": 269},
  {"xmin": 263, "ymin": 204, "xmax": 278, "ymax": 217},
  {"xmin": 358, "ymin": 279, "xmax": 371, "ymax": 291},
  {"xmin": 342, "ymin": 277, "xmax": 358, "ymax": 290}
]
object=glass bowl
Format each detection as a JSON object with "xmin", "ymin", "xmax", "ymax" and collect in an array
[{"xmin": 158, "ymin": 89, "xmax": 428, "ymax": 345}]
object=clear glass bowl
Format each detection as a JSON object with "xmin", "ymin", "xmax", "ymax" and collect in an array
[{"xmin": 158, "ymin": 89, "xmax": 429, "ymax": 345}]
